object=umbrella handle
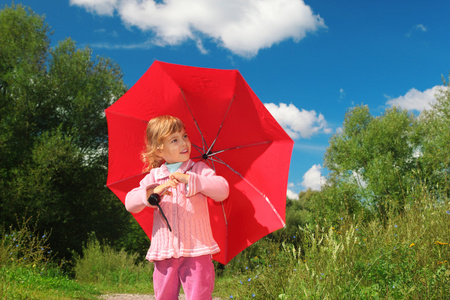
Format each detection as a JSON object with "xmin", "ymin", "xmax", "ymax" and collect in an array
[
  {"xmin": 148, "ymin": 193, "xmax": 161, "ymax": 206},
  {"xmin": 148, "ymin": 193, "xmax": 172, "ymax": 232}
]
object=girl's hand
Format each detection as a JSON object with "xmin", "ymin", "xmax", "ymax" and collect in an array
[
  {"xmin": 170, "ymin": 172, "xmax": 190, "ymax": 184},
  {"xmin": 146, "ymin": 185, "xmax": 170, "ymax": 199},
  {"xmin": 146, "ymin": 173, "xmax": 189, "ymax": 198},
  {"xmin": 153, "ymin": 180, "xmax": 176, "ymax": 196}
]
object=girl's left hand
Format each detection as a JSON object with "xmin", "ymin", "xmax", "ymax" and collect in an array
[{"xmin": 170, "ymin": 172, "xmax": 190, "ymax": 184}]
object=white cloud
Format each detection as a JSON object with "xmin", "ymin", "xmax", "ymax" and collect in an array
[
  {"xmin": 339, "ymin": 88, "xmax": 345, "ymax": 100},
  {"xmin": 385, "ymin": 86, "xmax": 443, "ymax": 112},
  {"xmin": 264, "ymin": 102, "xmax": 332, "ymax": 139},
  {"xmin": 301, "ymin": 164, "xmax": 326, "ymax": 191},
  {"xmin": 286, "ymin": 182, "xmax": 300, "ymax": 199},
  {"xmin": 88, "ymin": 41, "xmax": 154, "ymax": 50},
  {"xmin": 286, "ymin": 187, "xmax": 298, "ymax": 200},
  {"xmin": 415, "ymin": 24, "xmax": 427, "ymax": 32},
  {"xmin": 70, "ymin": 0, "xmax": 118, "ymax": 16},
  {"xmin": 70, "ymin": 0, "xmax": 326, "ymax": 57},
  {"xmin": 406, "ymin": 24, "xmax": 427, "ymax": 37}
]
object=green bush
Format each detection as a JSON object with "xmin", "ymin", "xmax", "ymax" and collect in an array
[
  {"xmin": 0, "ymin": 217, "xmax": 51, "ymax": 269},
  {"xmin": 73, "ymin": 236, "xmax": 154, "ymax": 293}
]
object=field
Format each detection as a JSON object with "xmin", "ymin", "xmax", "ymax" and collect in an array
[{"xmin": 1, "ymin": 194, "xmax": 448, "ymax": 300}]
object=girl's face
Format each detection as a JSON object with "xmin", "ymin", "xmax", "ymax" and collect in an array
[{"xmin": 157, "ymin": 129, "xmax": 191, "ymax": 164}]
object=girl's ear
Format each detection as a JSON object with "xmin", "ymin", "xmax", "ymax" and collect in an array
[{"xmin": 155, "ymin": 145, "xmax": 163, "ymax": 156}]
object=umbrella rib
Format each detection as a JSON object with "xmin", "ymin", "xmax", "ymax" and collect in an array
[
  {"xmin": 180, "ymin": 88, "xmax": 207, "ymax": 153},
  {"xmin": 209, "ymin": 140, "xmax": 271, "ymax": 157},
  {"xmin": 106, "ymin": 172, "xmax": 149, "ymax": 187},
  {"xmin": 210, "ymin": 155, "xmax": 286, "ymax": 228},
  {"xmin": 206, "ymin": 94, "xmax": 235, "ymax": 155},
  {"xmin": 191, "ymin": 143, "xmax": 204, "ymax": 157}
]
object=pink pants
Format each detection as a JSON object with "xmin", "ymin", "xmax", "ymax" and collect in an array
[{"xmin": 153, "ymin": 255, "xmax": 215, "ymax": 300}]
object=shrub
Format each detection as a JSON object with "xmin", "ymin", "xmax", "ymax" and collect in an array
[
  {"xmin": 74, "ymin": 236, "xmax": 154, "ymax": 291},
  {"xmin": 0, "ymin": 217, "xmax": 51, "ymax": 268}
]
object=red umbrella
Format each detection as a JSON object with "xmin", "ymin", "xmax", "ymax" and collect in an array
[{"xmin": 106, "ymin": 61, "xmax": 293, "ymax": 265}]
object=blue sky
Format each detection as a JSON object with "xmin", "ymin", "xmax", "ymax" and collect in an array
[{"xmin": 4, "ymin": 0, "xmax": 450, "ymax": 197}]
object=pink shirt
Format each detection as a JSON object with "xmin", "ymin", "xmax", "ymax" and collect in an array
[{"xmin": 125, "ymin": 160, "xmax": 229, "ymax": 261}]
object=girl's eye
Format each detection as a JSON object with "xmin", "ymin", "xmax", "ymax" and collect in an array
[
  {"xmin": 183, "ymin": 134, "xmax": 188, "ymax": 139},
  {"xmin": 171, "ymin": 139, "xmax": 177, "ymax": 143}
]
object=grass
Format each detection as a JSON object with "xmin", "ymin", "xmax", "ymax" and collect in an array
[
  {"xmin": 73, "ymin": 236, "xmax": 154, "ymax": 295},
  {"xmin": 1, "ymin": 265, "xmax": 99, "ymax": 299},
  {"xmin": 1, "ymin": 195, "xmax": 449, "ymax": 299},
  {"xmin": 0, "ymin": 218, "xmax": 100, "ymax": 299},
  {"xmin": 218, "ymin": 196, "xmax": 450, "ymax": 299}
]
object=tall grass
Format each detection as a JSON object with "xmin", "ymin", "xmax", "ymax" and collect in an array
[
  {"xmin": 0, "ymin": 217, "xmax": 51, "ymax": 268},
  {"xmin": 0, "ymin": 217, "xmax": 99, "ymax": 299},
  {"xmin": 220, "ymin": 194, "xmax": 449, "ymax": 299},
  {"xmin": 73, "ymin": 236, "xmax": 154, "ymax": 294}
]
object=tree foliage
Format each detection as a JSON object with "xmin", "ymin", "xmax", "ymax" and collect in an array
[
  {"xmin": 323, "ymin": 82, "xmax": 449, "ymax": 224},
  {"xmin": 0, "ymin": 3, "xmax": 135, "ymax": 259},
  {"xmin": 415, "ymin": 82, "xmax": 450, "ymax": 198}
]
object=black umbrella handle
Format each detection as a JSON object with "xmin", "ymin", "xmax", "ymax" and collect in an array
[
  {"xmin": 148, "ymin": 193, "xmax": 161, "ymax": 206},
  {"xmin": 148, "ymin": 193, "xmax": 172, "ymax": 232}
]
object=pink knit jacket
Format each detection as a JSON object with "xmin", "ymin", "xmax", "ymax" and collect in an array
[{"xmin": 125, "ymin": 160, "xmax": 229, "ymax": 261}]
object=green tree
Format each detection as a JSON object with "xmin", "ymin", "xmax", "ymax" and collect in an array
[
  {"xmin": 287, "ymin": 190, "xmax": 315, "ymax": 230},
  {"xmin": 271, "ymin": 190, "xmax": 318, "ymax": 244},
  {"xmin": 415, "ymin": 79, "xmax": 450, "ymax": 199},
  {"xmin": 309, "ymin": 178, "xmax": 366, "ymax": 226},
  {"xmin": 324, "ymin": 105, "xmax": 418, "ymax": 223},
  {"xmin": 0, "ymin": 3, "xmax": 50, "ymax": 168},
  {"xmin": 0, "ymin": 3, "xmax": 133, "ymax": 259}
]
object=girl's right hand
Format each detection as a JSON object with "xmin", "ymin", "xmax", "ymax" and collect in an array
[{"xmin": 147, "ymin": 182, "xmax": 171, "ymax": 199}]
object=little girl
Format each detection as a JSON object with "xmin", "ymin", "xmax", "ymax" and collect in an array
[{"xmin": 125, "ymin": 115, "xmax": 229, "ymax": 300}]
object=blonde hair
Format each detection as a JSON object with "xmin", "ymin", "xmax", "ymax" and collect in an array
[{"xmin": 142, "ymin": 115, "xmax": 185, "ymax": 171}]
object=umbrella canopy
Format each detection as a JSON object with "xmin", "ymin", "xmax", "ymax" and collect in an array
[{"xmin": 106, "ymin": 61, "xmax": 294, "ymax": 264}]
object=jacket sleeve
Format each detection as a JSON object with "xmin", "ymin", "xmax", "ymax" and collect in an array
[
  {"xmin": 125, "ymin": 172, "xmax": 158, "ymax": 213},
  {"xmin": 186, "ymin": 162, "xmax": 229, "ymax": 202}
]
